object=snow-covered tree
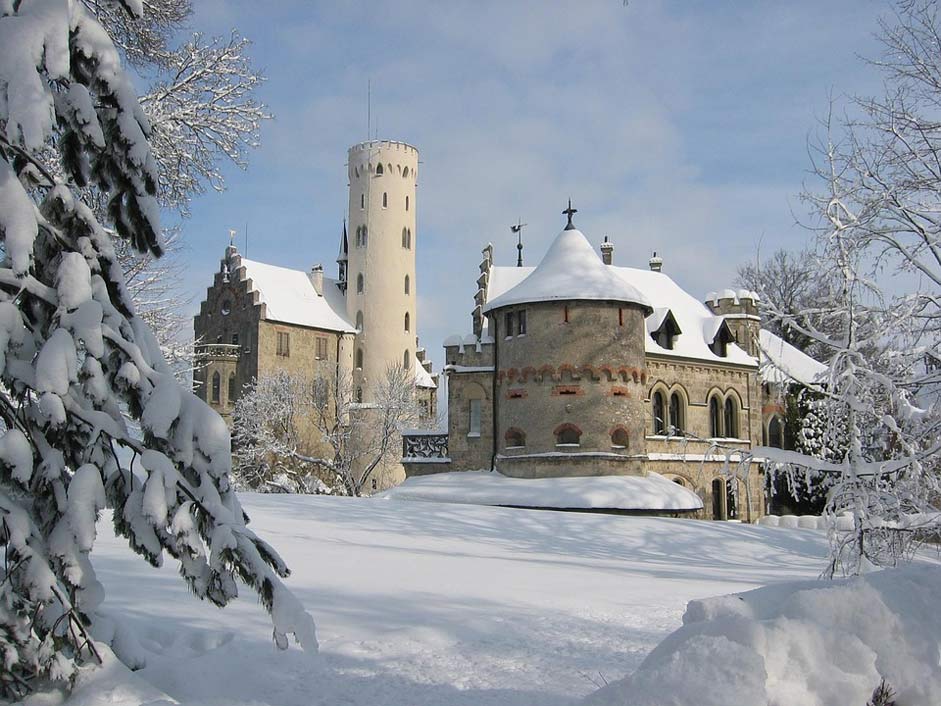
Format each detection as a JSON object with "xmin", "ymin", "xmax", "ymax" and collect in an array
[
  {"xmin": 77, "ymin": 1, "xmax": 269, "ymax": 367},
  {"xmin": 758, "ymin": 114, "xmax": 941, "ymax": 576},
  {"xmin": 233, "ymin": 365, "xmax": 421, "ymax": 497},
  {"xmin": 0, "ymin": 2, "xmax": 312, "ymax": 699}
]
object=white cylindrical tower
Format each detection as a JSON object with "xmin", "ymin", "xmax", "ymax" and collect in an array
[{"xmin": 346, "ymin": 140, "xmax": 419, "ymax": 402}]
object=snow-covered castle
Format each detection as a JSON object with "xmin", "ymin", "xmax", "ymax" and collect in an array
[
  {"xmin": 402, "ymin": 205, "xmax": 824, "ymax": 521},
  {"xmin": 194, "ymin": 140, "xmax": 437, "ymax": 490}
]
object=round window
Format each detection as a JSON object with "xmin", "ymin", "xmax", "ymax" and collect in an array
[{"xmin": 221, "ymin": 300, "xmax": 231, "ymax": 316}]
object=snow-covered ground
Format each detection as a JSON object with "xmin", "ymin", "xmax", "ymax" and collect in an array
[{"xmin": 52, "ymin": 494, "xmax": 834, "ymax": 706}]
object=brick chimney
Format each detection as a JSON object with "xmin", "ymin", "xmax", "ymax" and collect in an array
[{"xmin": 600, "ymin": 236, "xmax": 614, "ymax": 265}]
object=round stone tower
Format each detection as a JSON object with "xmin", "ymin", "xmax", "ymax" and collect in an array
[
  {"xmin": 346, "ymin": 140, "xmax": 418, "ymax": 401},
  {"xmin": 482, "ymin": 210, "xmax": 654, "ymax": 478}
]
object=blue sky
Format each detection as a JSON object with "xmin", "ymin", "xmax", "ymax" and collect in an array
[{"xmin": 173, "ymin": 0, "xmax": 889, "ymax": 373}]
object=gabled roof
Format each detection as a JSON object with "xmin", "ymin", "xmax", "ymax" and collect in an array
[
  {"xmin": 483, "ymin": 227, "xmax": 652, "ymax": 314},
  {"xmin": 233, "ymin": 255, "xmax": 356, "ymax": 333},
  {"xmin": 415, "ymin": 358, "xmax": 437, "ymax": 389}
]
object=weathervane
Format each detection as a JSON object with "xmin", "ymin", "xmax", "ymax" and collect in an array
[
  {"xmin": 563, "ymin": 199, "xmax": 578, "ymax": 230},
  {"xmin": 228, "ymin": 228, "xmax": 237, "ymax": 247},
  {"xmin": 510, "ymin": 218, "xmax": 527, "ymax": 267}
]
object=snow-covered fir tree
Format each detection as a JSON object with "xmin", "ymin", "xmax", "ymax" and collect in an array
[{"xmin": 0, "ymin": 1, "xmax": 312, "ymax": 699}]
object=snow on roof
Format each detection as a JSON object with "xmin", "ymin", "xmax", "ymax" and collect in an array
[
  {"xmin": 484, "ymin": 262, "xmax": 756, "ymax": 365},
  {"xmin": 381, "ymin": 470, "xmax": 704, "ymax": 512},
  {"xmin": 414, "ymin": 358, "xmax": 437, "ymax": 389},
  {"xmin": 758, "ymin": 329, "xmax": 827, "ymax": 386},
  {"xmin": 483, "ymin": 228, "xmax": 653, "ymax": 313},
  {"xmin": 234, "ymin": 256, "xmax": 356, "ymax": 332}
]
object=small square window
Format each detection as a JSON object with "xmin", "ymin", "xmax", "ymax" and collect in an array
[
  {"xmin": 316, "ymin": 337, "xmax": 327, "ymax": 360},
  {"xmin": 276, "ymin": 331, "xmax": 290, "ymax": 357},
  {"xmin": 504, "ymin": 312, "xmax": 515, "ymax": 337}
]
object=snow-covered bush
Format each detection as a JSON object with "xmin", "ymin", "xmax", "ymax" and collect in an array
[{"xmin": 0, "ymin": 1, "xmax": 312, "ymax": 699}]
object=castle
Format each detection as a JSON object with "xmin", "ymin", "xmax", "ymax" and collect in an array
[
  {"xmin": 193, "ymin": 140, "xmax": 437, "ymax": 490},
  {"xmin": 193, "ymin": 139, "xmax": 823, "ymax": 515},
  {"xmin": 401, "ymin": 204, "xmax": 824, "ymax": 521}
]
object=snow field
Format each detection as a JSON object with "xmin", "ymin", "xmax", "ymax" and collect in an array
[{"xmin": 46, "ymin": 494, "xmax": 834, "ymax": 706}]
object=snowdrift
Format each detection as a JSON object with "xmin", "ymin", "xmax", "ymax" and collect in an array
[
  {"xmin": 380, "ymin": 470, "xmax": 703, "ymax": 511},
  {"xmin": 585, "ymin": 564, "xmax": 941, "ymax": 706}
]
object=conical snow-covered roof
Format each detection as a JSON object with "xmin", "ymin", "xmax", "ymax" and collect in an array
[{"xmin": 483, "ymin": 226, "xmax": 652, "ymax": 313}]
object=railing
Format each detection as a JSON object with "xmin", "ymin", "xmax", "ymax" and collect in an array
[
  {"xmin": 194, "ymin": 343, "xmax": 241, "ymax": 360},
  {"xmin": 402, "ymin": 432, "xmax": 449, "ymax": 460}
]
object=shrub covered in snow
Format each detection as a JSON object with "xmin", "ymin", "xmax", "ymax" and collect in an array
[{"xmin": 0, "ymin": 1, "xmax": 312, "ymax": 698}]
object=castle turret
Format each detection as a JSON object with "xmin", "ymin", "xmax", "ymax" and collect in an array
[
  {"xmin": 346, "ymin": 140, "xmax": 419, "ymax": 402},
  {"xmin": 704, "ymin": 288, "xmax": 761, "ymax": 356}
]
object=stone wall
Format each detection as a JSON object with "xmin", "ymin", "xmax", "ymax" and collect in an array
[{"xmin": 444, "ymin": 339, "xmax": 495, "ymax": 472}]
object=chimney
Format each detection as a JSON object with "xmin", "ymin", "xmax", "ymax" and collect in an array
[
  {"xmin": 600, "ymin": 236, "xmax": 614, "ymax": 265},
  {"xmin": 648, "ymin": 251, "xmax": 663, "ymax": 272},
  {"xmin": 310, "ymin": 264, "xmax": 324, "ymax": 295}
]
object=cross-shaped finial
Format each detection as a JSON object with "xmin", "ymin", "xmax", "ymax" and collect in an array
[{"xmin": 563, "ymin": 199, "xmax": 578, "ymax": 230}]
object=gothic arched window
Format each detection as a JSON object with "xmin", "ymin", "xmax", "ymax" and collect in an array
[
  {"xmin": 555, "ymin": 423, "xmax": 581, "ymax": 446},
  {"xmin": 404, "ymin": 275, "xmax": 410, "ymax": 294},
  {"xmin": 768, "ymin": 415, "xmax": 784, "ymax": 449},
  {"xmin": 405, "ymin": 195, "xmax": 410, "ymax": 211},
  {"xmin": 376, "ymin": 163, "xmax": 383, "ymax": 175},
  {"xmin": 227, "ymin": 373, "xmax": 237, "ymax": 404},
  {"xmin": 356, "ymin": 348, "xmax": 364, "ymax": 369},
  {"xmin": 402, "ymin": 227, "xmax": 408, "ymax": 248},
  {"xmin": 709, "ymin": 396, "xmax": 722, "ymax": 437},
  {"xmin": 403, "ymin": 349, "xmax": 410, "ymax": 369},
  {"xmin": 382, "ymin": 192, "xmax": 388, "ymax": 208},
  {"xmin": 211, "ymin": 372, "xmax": 221, "ymax": 404},
  {"xmin": 652, "ymin": 391, "xmax": 666, "ymax": 434},
  {"xmin": 724, "ymin": 397, "xmax": 738, "ymax": 439},
  {"xmin": 404, "ymin": 312, "xmax": 410, "ymax": 333},
  {"xmin": 669, "ymin": 392, "xmax": 683, "ymax": 433},
  {"xmin": 357, "ymin": 273, "xmax": 364, "ymax": 293}
]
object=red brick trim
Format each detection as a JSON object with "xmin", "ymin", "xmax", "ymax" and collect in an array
[
  {"xmin": 608, "ymin": 386, "xmax": 631, "ymax": 397},
  {"xmin": 506, "ymin": 388, "xmax": 527, "ymax": 399},
  {"xmin": 551, "ymin": 384, "xmax": 583, "ymax": 396},
  {"xmin": 505, "ymin": 427, "xmax": 526, "ymax": 445}
]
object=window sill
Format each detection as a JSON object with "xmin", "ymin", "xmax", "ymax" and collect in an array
[
  {"xmin": 505, "ymin": 445, "xmax": 525, "ymax": 450},
  {"xmin": 610, "ymin": 445, "xmax": 626, "ymax": 450},
  {"xmin": 467, "ymin": 432, "xmax": 481, "ymax": 438},
  {"xmin": 555, "ymin": 443, "xmax": 581, "ymax": 448}
]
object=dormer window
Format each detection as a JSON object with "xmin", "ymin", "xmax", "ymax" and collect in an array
[
  {"xmin": 648, "ymin": 309, "xmax": 681, "ymax": 350},
  {"xmin": 707, "ymin": 320, "xmax": 735, "ymax": 358}
]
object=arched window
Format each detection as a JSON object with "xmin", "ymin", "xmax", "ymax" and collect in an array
[
  {"xmin": 403, "ymin": 166, "xmax": 409, "ymax": 178},
  {"xmin": 669, "ymin": 392, "xmax": 683, "ymax": 433},
  {"xmin": 405, "ymin": 195, "xmax": 409, "ymax": 211},
  {"xmin": 356, "ymin": 311, "xmax": 363, "ymax": 331},
  {"xmin": 356, "ymin": 348, "xmax": 364, "ymax": 369},
  {"xmin": 362, "ymin": 225, "xmax": 367, "ymax": 246},
  {"xmin": 376, "ymin": 163, "xmax": 383, "ymax": 175},
  {"xmin": 402, "ymin": 227, "xmax": 408, "ymax": 248},
  {"xmin": 724, "ymin": 397, "xmax": 737, "ymax": 439},
  {"xmin": 355, "ymin": 386, "xmax": 363, "ymax": 403},
  {"xmin": 712, "ymin": 478, "xmax": 726, "ymax": 520},
  {"xmin": 404, "ymin": 275, "xmax": 410, "ymax": 294},
  {"xmin": 211, "ymin": 372, "xmax": 221, "ymax": 404},
  {"xmin": 652, "ymin": 391, "xmax": 666, "ymax": 434},
  {"xmin": 407, "ymin": 228, "xmax": 411, "ymax": 248},
  {"xmin": 357, "ymin": 273, "xmax": 364, "ymax": 293},
  {"xmin": 768, "ymin": 415, "xmax": 784, "ymax": 449},
  {"xmin": 382, "ymin": 192, "xmax": 388, "ymax": 208},
  {"xmin": 611, "ymin": 427, "xmax": 629, "ymax": 448},
  {"xmin": 227, "ymin": 373, "xmax": 237, "ymax": 403},
  {"xmin": 360, "ymin": 193, "xmax": 364, "ymax": 209},
  {"xmin": 403, "ymin": 349, "xmax": 410, "ymax": 369},
  {"xmin": 404, "ymin": 312, "xmax": 410, "ymax": 332},
  {"xmin": 709, "ymin": 396, "xmax": 722, "ymax": 437},
  {"xmin": 505, "ymin": 428, "xmax": 526, "ymax": 448},
  {"xmin": 555, "ymin": 423, "xmax": 581, "ymax": 446}
]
